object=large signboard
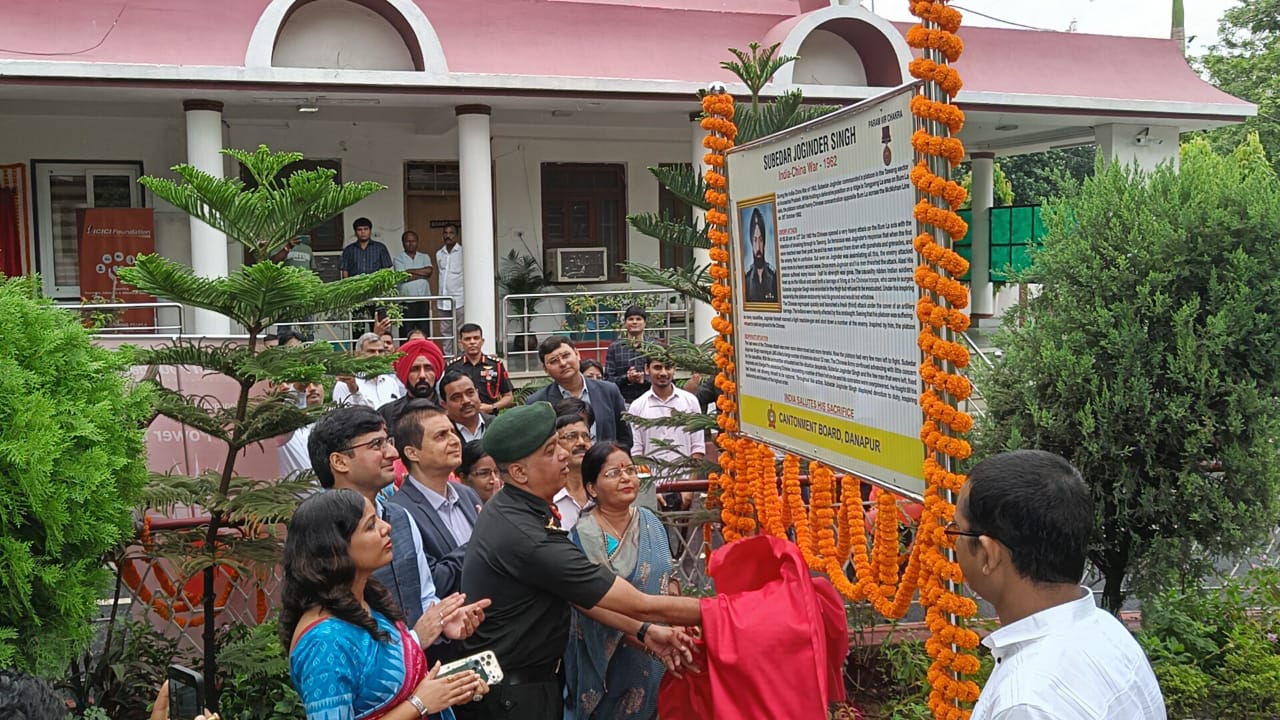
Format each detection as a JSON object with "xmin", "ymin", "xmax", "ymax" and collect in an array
[
  {"xmin": 725, "ymin": 83, "xmax": 926, "ymax": 497},
  {"xmin": 77, "ymin": 207, "xmax": 156, "ymax": 329}
]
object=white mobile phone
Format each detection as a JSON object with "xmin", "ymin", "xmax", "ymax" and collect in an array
[{"xmin": 437, "ymin": 650, "xmax": 504, "ymax": 684}]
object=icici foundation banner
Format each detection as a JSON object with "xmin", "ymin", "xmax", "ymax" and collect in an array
[{"xmin": 77, "ymin": 208, "xmax": 156, "ymax": 329}]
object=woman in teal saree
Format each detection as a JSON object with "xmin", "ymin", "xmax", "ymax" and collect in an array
[{"xmin": 564, "ymin": 442, "xmax": 679, "ymax": 720}]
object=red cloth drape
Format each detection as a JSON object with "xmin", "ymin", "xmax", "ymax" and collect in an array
[
  {"xmin": 0, "ymin": 189, "xmax": 21, "ymax": 278},
  {"xmin": 659, "ymin": 535, "xmax": 850, "ymax": 720}
]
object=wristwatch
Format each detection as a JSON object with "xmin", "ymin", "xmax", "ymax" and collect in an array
[{"xmin": 408, "ymin": 694, "xmax": 430, "ymax": 717}]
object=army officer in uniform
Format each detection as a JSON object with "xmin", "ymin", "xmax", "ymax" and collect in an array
[{"xmin": 456, "ymin": 402, "xmax": 701, "ymax": 720}]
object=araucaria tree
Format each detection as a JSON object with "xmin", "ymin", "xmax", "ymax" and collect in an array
[
  {"xmin": 118, "ymin": 146, "xmax": 402, "ymax": 707},
  {"xmin": 976, "ymin": 136, "xmax": 1280, "ymax": 611}
]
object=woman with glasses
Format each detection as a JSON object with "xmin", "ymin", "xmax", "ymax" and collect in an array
[
  {"xmin": 459, "ymin": 440, "xmax": 502, "ymax": 503},
  {"xmin": 281, "ymin": 488, "xmax": 488, "ymax": 719},
  {"xmin": 563, "ymin": 442, "xmax": 677, "ymax": 720}
]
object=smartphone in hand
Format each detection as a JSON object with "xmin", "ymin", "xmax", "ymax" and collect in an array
[{"xmin": 167, "ymin": 665, "xmax": 204, "ymax": 720}]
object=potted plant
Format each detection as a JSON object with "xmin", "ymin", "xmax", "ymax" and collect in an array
[{"xmin": 497, "ymin": 249, "xmax": 548, "ymax": 354}]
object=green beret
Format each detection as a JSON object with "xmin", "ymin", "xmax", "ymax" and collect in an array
[{"xmin": 484, "ymin": 402, "xmax": 557, "ymax": 463}]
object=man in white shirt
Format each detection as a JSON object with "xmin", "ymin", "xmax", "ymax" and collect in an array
[
  {"xmin": 435, "ymin": 223, "xmax": 465, "ymax": 354},
  {"xmin": 333, "ymin": 332, "xmax": 406, "ymax": 409},
  {"xmin": 628, "ymin": 353, "xmax": 705, "ymax": 511},
  {"xmin": 552, "ymin": 412, "xmax": 593, "ymax": 531},
  {"xmin": 277, "ymin": 379, "xmax": 323, "ymax": 477},
  {"xmin": 953, "ymin": 450, "xmax": 1166, "ymax": 720},
  {"xmin": 393, "ymin": 230, "xmax": 433, "ymax": 339}
]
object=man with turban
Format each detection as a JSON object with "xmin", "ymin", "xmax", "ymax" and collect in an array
[{"xmin": 380, "ymin": 338, "xmax": 447, "ymax": 440}]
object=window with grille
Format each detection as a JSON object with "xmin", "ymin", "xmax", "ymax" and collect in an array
[{"xmin": 541, "ymin": 163, "xmax": 627, "ymax": 283}]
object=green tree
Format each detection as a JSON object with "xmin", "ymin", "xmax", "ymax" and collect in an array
[
  {"xmin": 0, "ymin": 276, "xmax": 151, "ymax": 674},
  {"xmin": 975, "ymin": 135, "xmax": 1280, "ymax": 612},
  {"xmin": 117, "ymin": 146, "xmax": 402, "ymax": 708},
  {"xmin": 1199, "ymin": 0, "xmax": 1280, "ymax": 176},
  {"xmin": 622, "ymin": 43, "xmax": 834, "ymax": 478},
  {"xmin": 955, "ymin": 162, "xmax": 1015, "ymax": 208},
  {"xmin": 994, "ymin": 146, "xmax": 1095, "ymax": 206}
]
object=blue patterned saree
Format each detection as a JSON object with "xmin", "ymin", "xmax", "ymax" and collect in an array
[{"xmin": 564, "ymin": 507, "xmax": 672, "ymax": 720}]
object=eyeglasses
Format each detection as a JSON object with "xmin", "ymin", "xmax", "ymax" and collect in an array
[
  {"xmin": 558, "ymin": 431, "xmax": 591, "ymax": 443},
  {"xmin": 943, "ymin": 520, "xmax": 1002, "ymax": 546},
  {"xmin": 341, "ymin": 435, "xmax": 394, "ymax": 453},
  {"xmin": 469, "ymin": 468, "xmax": 498, "ymax": 479},
  {"xmin": 601, "ymin": 465, "xmax": 640, "ymax": 480},
  {"xmin": 544, "ymin": 351, "xmax": 576, "ymax": 367}
]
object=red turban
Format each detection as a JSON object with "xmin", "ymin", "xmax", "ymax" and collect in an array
[{"xmin": 394, "ymin": 339, "xmax": 445, "ymax": 387}]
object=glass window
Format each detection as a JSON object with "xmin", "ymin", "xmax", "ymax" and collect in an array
[
  {"xmin": 34, "ymin": 162, "xmax": 143, "ymax": 298},
  {"xmin": 540, "ymin": 163, "xmax": 627, "ymax": 283}
]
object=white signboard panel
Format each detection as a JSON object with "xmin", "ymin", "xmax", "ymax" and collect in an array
[{"xmin": 725, "ymin": 83, "xmax": 926, "ymax": 496}]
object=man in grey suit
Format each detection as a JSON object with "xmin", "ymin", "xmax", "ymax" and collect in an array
[
  {"xmin": 307, "ymin": 404, "xmax": 487, "ymax": 637},
  {"xmin": 525, "ymin": 335, "xmax": 633, "ymax": 448},
  {"xmin": 392, "ymin": 400, "xmax": 483, "ymax": 600}
]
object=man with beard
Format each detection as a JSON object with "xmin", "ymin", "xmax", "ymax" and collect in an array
[
  {"xmin": 551, "ymin": 413, "xmax": 592, "ymax": 531},
  {"xmin": 744, "ymin": 206, "xmax": 778, "ymax": 303},
  {"xmin": 439, "ymin": 369, "xmax": 494, "ymax": 443},
  {"xmin": 380, "ymin": 338, "xmax": 446, "ymax": 440},
  {"xmin": 392, "ymin": 402, "xmax": 483, "ymax": 600}
]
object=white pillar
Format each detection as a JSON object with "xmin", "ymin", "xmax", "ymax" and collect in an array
[
  {"xmin": 183, "ymin": 100, "xmax": 231, "ymax": 336},
  {"xmin": 1095, "ymin": 123, "xmax": 1180, "ymax": 173},
  {"xmin": 691, "ymin": 112, "xmax": 716, "ymax": 344},
  {"xmin": 969, "ymin": 152, "xmax": 995, "ymax": 318},
  {"xmin": 456, "ymin": 105, "xmax": 497, "ymax": 354}
]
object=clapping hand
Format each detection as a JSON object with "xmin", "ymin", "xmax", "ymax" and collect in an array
[
  {"xmin": 443, "ymin": 597, "xmax": 492, "ymax": 641},
  {"xmin": 413, "ymin": 593, "xmax": 468, "ymax": 646}
]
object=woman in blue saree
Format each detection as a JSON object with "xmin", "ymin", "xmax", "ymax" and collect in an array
[
  {"xmin": 564, "ymin": 442, "xmax": 680, "ymax": 720},
  {"xmin": 281, "ymin": 489, "xmax": 487, "ymax": 720}
]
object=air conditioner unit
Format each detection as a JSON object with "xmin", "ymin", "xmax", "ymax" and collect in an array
[{"xmin": 555, "ymin": 247, "xmax": 608, "ymax": 282}]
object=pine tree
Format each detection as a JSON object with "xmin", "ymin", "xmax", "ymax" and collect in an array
[{"xmin": 117, "ymin": 146, "xmax": 404, "ymax": 706}]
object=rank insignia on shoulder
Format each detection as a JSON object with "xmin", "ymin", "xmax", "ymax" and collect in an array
[{"xmin": 546, "ymin": 518, "xmax": 568, "ymax": 533}]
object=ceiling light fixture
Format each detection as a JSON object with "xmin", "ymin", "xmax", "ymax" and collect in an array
[
  {"xmin": 994, "ymin": 123, "xmax": 1019, "ymax": 131},
  {"xmin": 297, "ymin": 104, "xmax": 320, "ymax": 113}
]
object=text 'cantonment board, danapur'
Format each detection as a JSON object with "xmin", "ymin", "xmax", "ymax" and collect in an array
[{"xmin": 725, "ymin": 82, "xmax": 927, "ymax": 497}]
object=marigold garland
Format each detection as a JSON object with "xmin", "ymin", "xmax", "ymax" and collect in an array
[
  {"xmin": 700, "ymin": 9, "xmax": 980, "ymax": 715},
  {"xmin": 908, "ymin": 3, "xmax": 981, "ymax": 718}
]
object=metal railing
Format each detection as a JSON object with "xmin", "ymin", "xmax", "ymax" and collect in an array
[
  {"xmin": 281, "ymin": 295, "xmax": 458, "ymax": 353},
  {"xmin": 57, "ymin": 297, "xmax": 458, "ymax": 352},
  {"xmin": 958, "ymin": 330, "xmax": 996, "ymax": 421},
  {"xmin": 56, "ymin": 301, "xmax": 186, "ymax": 335},
  {"xmin": 499, "ymin": 289, "xmax": 694, "ymax": 375}
]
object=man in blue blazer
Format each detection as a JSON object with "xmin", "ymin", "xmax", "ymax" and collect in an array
[
  {"xmin": 525, "ymin": 335, "xmax": 634, "ymax": 448},
  {"xmin": 391, "ymin": 400, "xmax": 483, "ymax": 600}
]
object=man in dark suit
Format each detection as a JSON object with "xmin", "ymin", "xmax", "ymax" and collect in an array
[
  {"xmin": 438, "ymin": 368, "xmax": 495, "ymax": 443},
  {"xmin": 525, "ymin": 335, "xmax": 633, "ymax": 448},
  {"xmin": 392, "ymin": 400, "xmax": 482, "ymax": 599}
]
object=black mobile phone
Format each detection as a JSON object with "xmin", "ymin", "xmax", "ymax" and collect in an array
[
  {"xmin": 167, "ymin": 664, "xmax": 204, "ymax": 720},
  {"xmin": 374, "ymin": 305, "xmax": 389, "ymax": 320}
]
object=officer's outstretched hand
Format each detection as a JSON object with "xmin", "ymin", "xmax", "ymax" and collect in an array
[{"xmin": 643, "ymin": 625, "xmax": 700, "ymax": 676}]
